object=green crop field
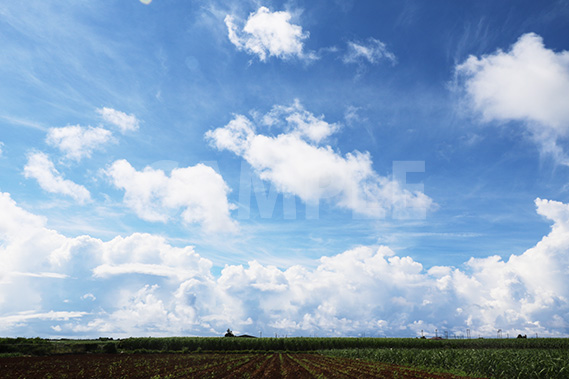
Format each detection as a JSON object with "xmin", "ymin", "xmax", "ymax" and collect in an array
[{"xmin": 321, "ymin": 347, "xmax": 569, "ymax": 378}]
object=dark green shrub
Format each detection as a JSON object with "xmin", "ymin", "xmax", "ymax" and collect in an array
[{"xmin": 103, "ymin": 342, "xmax": 118, "ymax": 354}]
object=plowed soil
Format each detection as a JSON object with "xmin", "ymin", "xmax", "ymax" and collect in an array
[{"xmin": 0, "ymin": 353, "xmax": 485, "ymax": 378}]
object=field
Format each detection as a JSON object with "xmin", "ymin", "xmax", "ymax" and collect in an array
[
  {"xmin": 0, "ymin": 352, "xmax": 480, "ymax": 378},
  {"xmin": 321, "ymin": 348, "xmax": 569, "ymax": 379},
  {"xmin": 1, "ymin": 337, "xmax": 569, "ymax": 378}
]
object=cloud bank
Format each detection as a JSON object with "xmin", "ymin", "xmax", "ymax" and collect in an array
[
  {"xmin": 456, "ymin": 33, "xmax": 569, "ymax": 164},
  {"xmin": 0, "ymin": 192, "xmax": 568, "ymax": 337},
  {"xmin": 206, "ymin": 101, "xmax": 432, "ymax": 219}
]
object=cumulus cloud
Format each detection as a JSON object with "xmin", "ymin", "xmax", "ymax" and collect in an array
[
  {"xmin": 23, "ymin": 152, "xmax": 91, "ymax": 203},
  {"xmin": 46, "ymin": 125, "xmax": 113, "ymax": 161},
  {"xmin": 44, "ymin": 108, "xmax": 138, "ymax": 161},
  {"xmin": 105, "ymin": 160, "xmax": 237, "ymax": 233},
  {"xmin": 0, "ymin": 192, "xmax": 70, "ymax": 315},
  {"xmin": 1, "ymin": 192, "xmax": 569, "ymax": 337},
  {"xmin": 206, "ymin": 101, "xmax": 432, "ymax": 219},
  {"xmin": 456, "ymin": 33, "xmax": 569, "ymax": 164},
  {"xmin": 97, "ymin": 107, "xmax": 140, "ymax": 133},
  {"xmin": 0, "ymin": 192, "xmax": 211, "ymax": 333},
  {"xmin": 262, "ymin": 100, "xmax": 340, "ymax": 143},
  {"xmin": 92, "ymin": 232, "xmax": 213, "ymax": 281},
  {"xmin": 225, "ymin": 7, "xmax": 314, "ymax": 62},
  {"xmin": 343, "ymin": 37, "xmax": 397, "ymax": 65}
]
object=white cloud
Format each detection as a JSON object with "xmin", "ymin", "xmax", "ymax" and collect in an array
[
  {"xmin": 81, "ymin": 293, "xmax": 96, "ymax": 301},
  {"xmin": 225, "ymin": 7, "xmax": 313, "ymax": 62},
  {"xmin": 46, "ymin": 125, "xmax": 113, "ymax": 161},
  {"xmin": 105, "ymin": 160, "xmax": 237, "ymax": 233},
  {"xmin": 456, "ymin": 33, "xmax": 569, "ymax": 164},
  {"xmin": 0, "ymin": 192, "xmax": 73, "ymax": 313},
  {"xmin": 343, "ymin": 37, "xmax": 397, "ymax": 65},
  {"xmin": 23, "ymin": 152, "xmax": 91, "ymax": 203},
  {"xmin": 263, "ymin": 100, "xmax": 340, "ymax": 143},
  {"xmin": 344, "ymin": 106, "xmax": 364, "ymax": 126},
  {"xmin": 206, "ymin": 101, "xmax": 432, "ymax": 218},
  {"xmin": 9, "ymin": 272, "xmax": 68, "ymax": 279},
  {"xmin": 206, "ymin": 114, "xmax": 255, "ymax": 156},
  {"xmin": 97, "ymin": 107, "xmax": 140, "ymax": 133},
  {"xmin": 93, "ymin": 232, "xmax": 213, "ymax": 280},
  {"xmin": 0, "ymin": 192, "xmax": 213, "ymax": 333},
  {"xmin": 1, "ymin": 192, "xmax": 569, "ymax": 337},
  {"xmin": 0, "ymin": 141, "xmax": 4, "ymax": 156},
  {"xmin": 0, "ymin": 311, "xmax": 87, "ymax": 327}
]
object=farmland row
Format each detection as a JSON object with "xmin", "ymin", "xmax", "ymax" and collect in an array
[{"xmin": 0, "ymin": 353, "xmax": 481, "ymax": 378}]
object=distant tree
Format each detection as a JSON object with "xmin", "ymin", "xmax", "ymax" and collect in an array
[{"xmin": 224, "ymin": 328, "xmax": 235, "ymax": 337}]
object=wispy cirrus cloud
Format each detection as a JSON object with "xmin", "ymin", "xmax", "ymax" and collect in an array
[{"xmin": 343, "ymin": 37, "xmax": 397, "ymax": 66}]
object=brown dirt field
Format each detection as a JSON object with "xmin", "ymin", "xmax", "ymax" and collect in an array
[{"xmin": 0, "ymin": 353, "xmax": 486, "ymax": 378}]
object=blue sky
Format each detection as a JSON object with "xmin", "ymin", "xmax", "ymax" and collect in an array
[{"xmin": 1, "ymin": 0, "xmax": 569, "ymax": 338}]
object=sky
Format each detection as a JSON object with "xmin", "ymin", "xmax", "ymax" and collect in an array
[{"xmin": 1, "ymin": 0, "xmax": 569, "ymax": 339}]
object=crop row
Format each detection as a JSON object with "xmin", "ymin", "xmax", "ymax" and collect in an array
[
  {"xmin": 3, "ymin": 337, "xmax": 569, "ymax": 357},
  {"xmin": 321, "ymin": 348, "xmax": 569, "ymax": 379},
  {"xmin": 116, "ymin": 336, "xmax": 569, "ymax": 352}
]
